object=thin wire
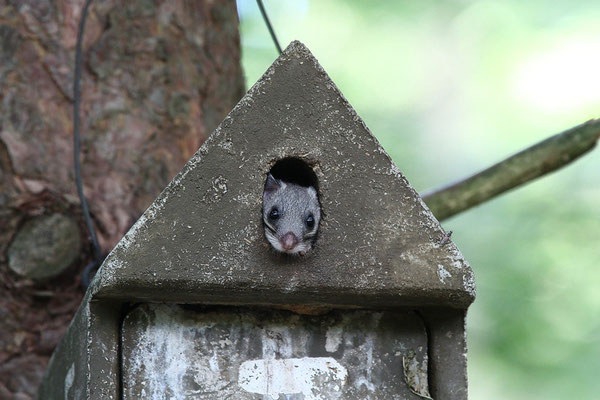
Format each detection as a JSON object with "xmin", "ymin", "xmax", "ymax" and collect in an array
[
  {"xmin": 256, "ymin": 0, "xmax": 282, "ymax": 54},
  {"xmin": 74, "ymin": 0, "xmax": 103, "ymax": 286}
]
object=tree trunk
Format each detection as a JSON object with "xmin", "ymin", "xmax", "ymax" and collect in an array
[{"xmin": 0, "ymin": 1, "xmax": 245, "ymax": 397}]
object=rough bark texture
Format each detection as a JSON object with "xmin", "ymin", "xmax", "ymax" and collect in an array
[{"xmin": 0, "ymin": 0, "xmax": 245, "ymax": 397}]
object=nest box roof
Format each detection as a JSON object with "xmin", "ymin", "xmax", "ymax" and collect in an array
[{"xmin": 92, "ymin": 41, "xmax": 475, "ymax": 308}]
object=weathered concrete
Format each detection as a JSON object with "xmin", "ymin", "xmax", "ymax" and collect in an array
[
  {"xmin": 121, "ymin": 304, "xmax": 430, "ymax": 399},
  {"xmin": 36, "ymin": 290, "xmax": 121, "ymax": 399},
  {"xmin": 91, "ymin": 41, "xmax": 475, "ymax": 309},
  {"xmin": 421, "ymin": 308, "xmax": 469, "ymax": 399},
  {"xmin": 39, "ymin": 41, "xmax": 474, "ymax": 400}
]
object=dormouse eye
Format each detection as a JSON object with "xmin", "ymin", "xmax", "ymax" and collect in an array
[
  {"xmin": 269, "ymin": 207, "xmax": 280, "ymax": 220},
  {"xmin": 305, "ymin": 214, "xmax": 315, "ymax": 229}
]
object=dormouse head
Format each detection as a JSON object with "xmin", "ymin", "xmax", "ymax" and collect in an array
[{"xmin": 262, "ymin": 174, "xmax": 320, "ymax": 255}]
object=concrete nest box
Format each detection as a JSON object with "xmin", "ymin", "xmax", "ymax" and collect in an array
[{"xmin": 40, "ymin": 41, "xmax": 475, "ymax": 400}]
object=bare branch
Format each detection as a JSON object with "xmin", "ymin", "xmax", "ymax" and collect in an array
[{"xmin": 423, "ymin": 118, "xmax": 600, "ymax": 221}]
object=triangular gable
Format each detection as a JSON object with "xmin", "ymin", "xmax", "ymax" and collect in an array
[{"xmin": 92, "ymin": 41, "xmax": 475, "ymax": 308}]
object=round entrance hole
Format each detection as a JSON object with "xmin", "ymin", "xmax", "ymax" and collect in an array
[{"xmin": 262, "ymin": 157, "xmax": 321, "ymax": 255}]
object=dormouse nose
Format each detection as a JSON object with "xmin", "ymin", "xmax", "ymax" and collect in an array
[{"xmin": 280, "ymin": 232, "xmax": 299, "ymax": 251}]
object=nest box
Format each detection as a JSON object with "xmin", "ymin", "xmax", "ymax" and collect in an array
[{"xmin": 39, "ymin": 41, "xmax": 475, "ymax": 400}]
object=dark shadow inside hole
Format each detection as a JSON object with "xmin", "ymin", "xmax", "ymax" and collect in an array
[{"xmin": 268, "ymin": 157, "xmax": 319, "ymax": 189}]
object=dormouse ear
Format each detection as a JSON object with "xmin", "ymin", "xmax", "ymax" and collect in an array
[
  {"xmin": 307, "ymin": 186, "xmax": 318, "ymax": 200},
  {"xmin": 263, "ymin": 174, "xmax": 281, "ymax": 198}
]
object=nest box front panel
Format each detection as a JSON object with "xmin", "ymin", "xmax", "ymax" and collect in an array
[
  {"xmin": 93, "ymin": 41, "xmax": 474, "ymax": 308},
  {"xmin": 121, "ymin": 304, "xmax": 431, "ymax": 399}
]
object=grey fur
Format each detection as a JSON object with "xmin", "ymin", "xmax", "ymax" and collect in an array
[{"xmin": 262, "ymin": 174, "xmax": 321, "ymax": 255}]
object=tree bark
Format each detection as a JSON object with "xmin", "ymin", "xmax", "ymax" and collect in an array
[{"xmin": 0, "ymin": 1, "xmax": 244, "ymax": 397}]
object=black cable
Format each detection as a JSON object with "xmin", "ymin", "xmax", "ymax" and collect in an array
[
  {"xmin": 74, "ymin": 0, "xmax": 103, "ymax": 287},
  {"xmin": 256, "ymin": 0, "xmax": 282, "ymax": 54}
]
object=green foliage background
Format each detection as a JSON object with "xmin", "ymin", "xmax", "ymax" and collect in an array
[{"xmin": 237, "ymin": 1, "xmax": 600, "ymax": 398}]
